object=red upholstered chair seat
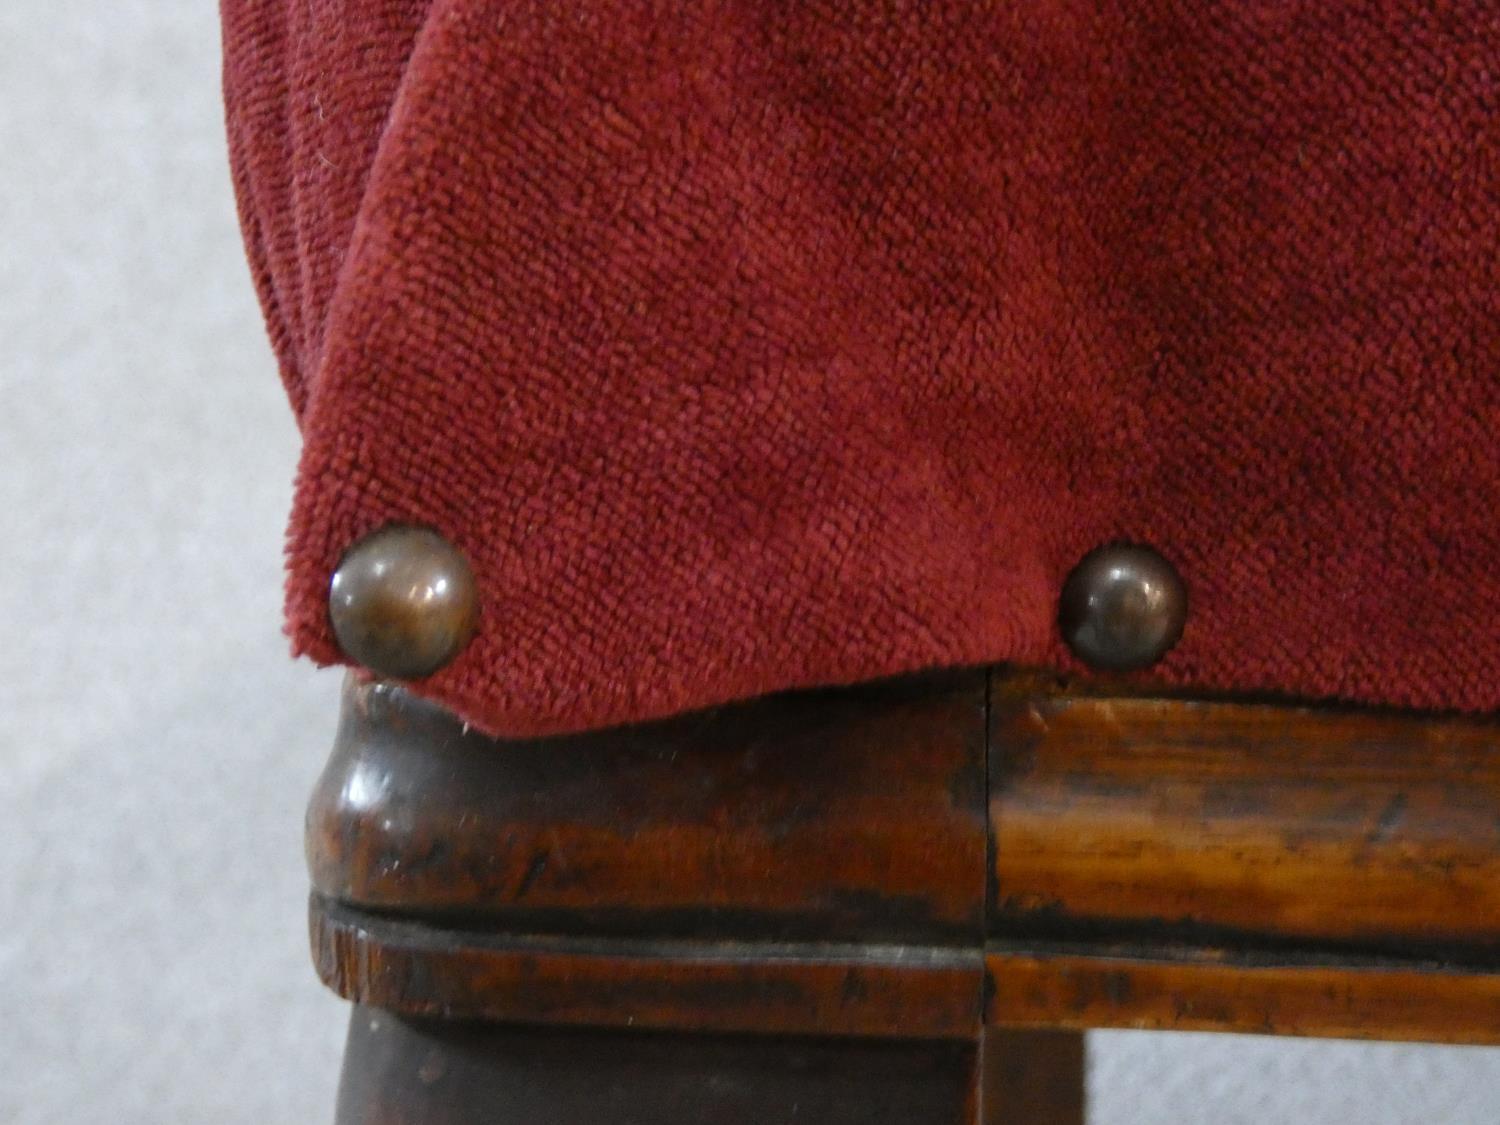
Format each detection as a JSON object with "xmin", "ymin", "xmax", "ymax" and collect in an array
[{"xmin": 222, "ymin": 2, "xmax": 1499, "ymax": 738}]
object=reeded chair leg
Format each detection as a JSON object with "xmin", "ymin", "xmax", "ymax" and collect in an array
[{"xmin": 334, "ymin": 1006, "xmax": 983, "ymax": 1125}]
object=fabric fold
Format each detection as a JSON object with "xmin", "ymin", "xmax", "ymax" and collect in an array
[{"xmin": 224, "ymin": 1, "xmax": 1500, "ymax": 735}]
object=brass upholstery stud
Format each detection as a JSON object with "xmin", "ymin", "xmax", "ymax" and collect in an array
[
  {"xmin": 1058, "ymin": 543, "xmax": 1187, "ymax": 672},
  {"xmin": 329, "ymin": 525, "xmax": 478, "ymax": 679}
]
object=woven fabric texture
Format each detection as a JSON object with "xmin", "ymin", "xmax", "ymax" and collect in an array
[{"xmin": 223, "ymin": 2, "xmax": 1500, "ymax": 736}]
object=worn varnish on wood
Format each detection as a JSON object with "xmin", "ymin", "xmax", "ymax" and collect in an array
[
  {"xmin": 986, "ymin": 946, "xmax": 1500, "ymax": 1044},
  {"xmin": 309, "ymin": 671, "xmax": 987, "ymax": 944},
  {"xmin": 309, "ymin": 667, "xmax": 1500, "ymax": 1082},
  {"xmin": 988, "ymin": 673, "xmax": 1500, "ymax": 962},
  {"xmin": 312, "ymin": 896, "xmax": 983, "ymax": 1040}
]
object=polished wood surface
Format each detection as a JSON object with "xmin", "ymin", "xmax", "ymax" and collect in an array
[
  {"xmin": 312, "ymin": 896, "xmax": 982, "ymax": 1039},
  {"xmin": 989, "ymin": 672, "xmax": 1500, "ymax": 959},
  {"xmin": 987, "ymin": 947, "xmax": 1500, "ymax": 1044},
  {"xmin": 308, "ymin": 671, "xmax": 986, "ymax": 943},
  {"xmin": 307, "ymin": 665, "xmax": 1500, "ymax": 1121}
]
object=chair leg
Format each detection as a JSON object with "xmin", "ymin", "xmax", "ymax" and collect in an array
[
  {"xmin": 981, "ymin": 1028, "xmax": 1086, "ymax": 1124},
  {"xmin": 334, "ymin": 1005, "xmax": 982, "ymax": 1125}
]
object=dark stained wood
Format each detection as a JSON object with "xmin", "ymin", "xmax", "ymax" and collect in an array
[
  {"xmin": 980, "ymin": 1028, "xmax": 1086, "ymax": 1124},
  {"xmin": 987, "ymin": 946, "xmax": 1500, "ymax": 1044},
  {"xmin": 989, "ymin": 671, "xmax": 1500, "ymax": 960},
  {"xmin": 307, "ymin": 663, "xmax": 1500, "ymax": 1124},
  {"xmin": 308, "ymin": 672, "xmax": 987, "ymax": 944},
  {"xmin": 335, "ymin": 1007, "xmax": 982, "ymax": 1125},
  {"xmin": 313, "ymin": 895, "xmax": 985, "ymax": 1040}
]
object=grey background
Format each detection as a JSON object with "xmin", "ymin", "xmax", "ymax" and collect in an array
[{"xmin": 3, "ymin": 2, "xmax": 1497, "ymax": 1121}]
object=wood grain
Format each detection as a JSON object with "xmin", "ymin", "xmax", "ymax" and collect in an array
[
  {"xmin": 308, "ymin": 672, "xmax": 987, "ymax": 943},
  {"xmin": 313, "ymin": 895, "xmax": 984, "ymax": 1040},
  {"xmin": 987, "ymin": 946, "xmax": 1500, "ymax": 1044},
  {"xmin": 989, "ymin": 671, "xmax": 1500, "ymax": 960},
  {"xmin": 307, "ymin": 667, "xmax": 1500, "ymax": 1058}
]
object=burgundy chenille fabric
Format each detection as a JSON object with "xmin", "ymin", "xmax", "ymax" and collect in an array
[{"xmin": 222, "ymin": 2, "xmax": 1500, "ymax": 737}]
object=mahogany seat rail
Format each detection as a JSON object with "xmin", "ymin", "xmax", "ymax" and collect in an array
[{"xmin": 305, "ymin": 668, "xmax": 1500, "ymax": 1122}]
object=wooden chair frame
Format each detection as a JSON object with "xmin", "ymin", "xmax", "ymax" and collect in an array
[{"xmin": 307, "ymin": 668, "xmax": 1500, "ymax": 1122}]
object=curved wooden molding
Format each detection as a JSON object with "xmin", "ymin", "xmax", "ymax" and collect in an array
[{"xmin": 307, "ymin": 668, "xmax": 1500, "ymax": 1043}]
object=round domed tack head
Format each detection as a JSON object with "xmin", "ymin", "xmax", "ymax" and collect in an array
[
  {"xmin": 328, "ymin": 525, "xmax": 479, "ymax": 680},
  {"xmin": 1058, "ymin": 543, "xmax": 1187, "ymax": 673}
]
